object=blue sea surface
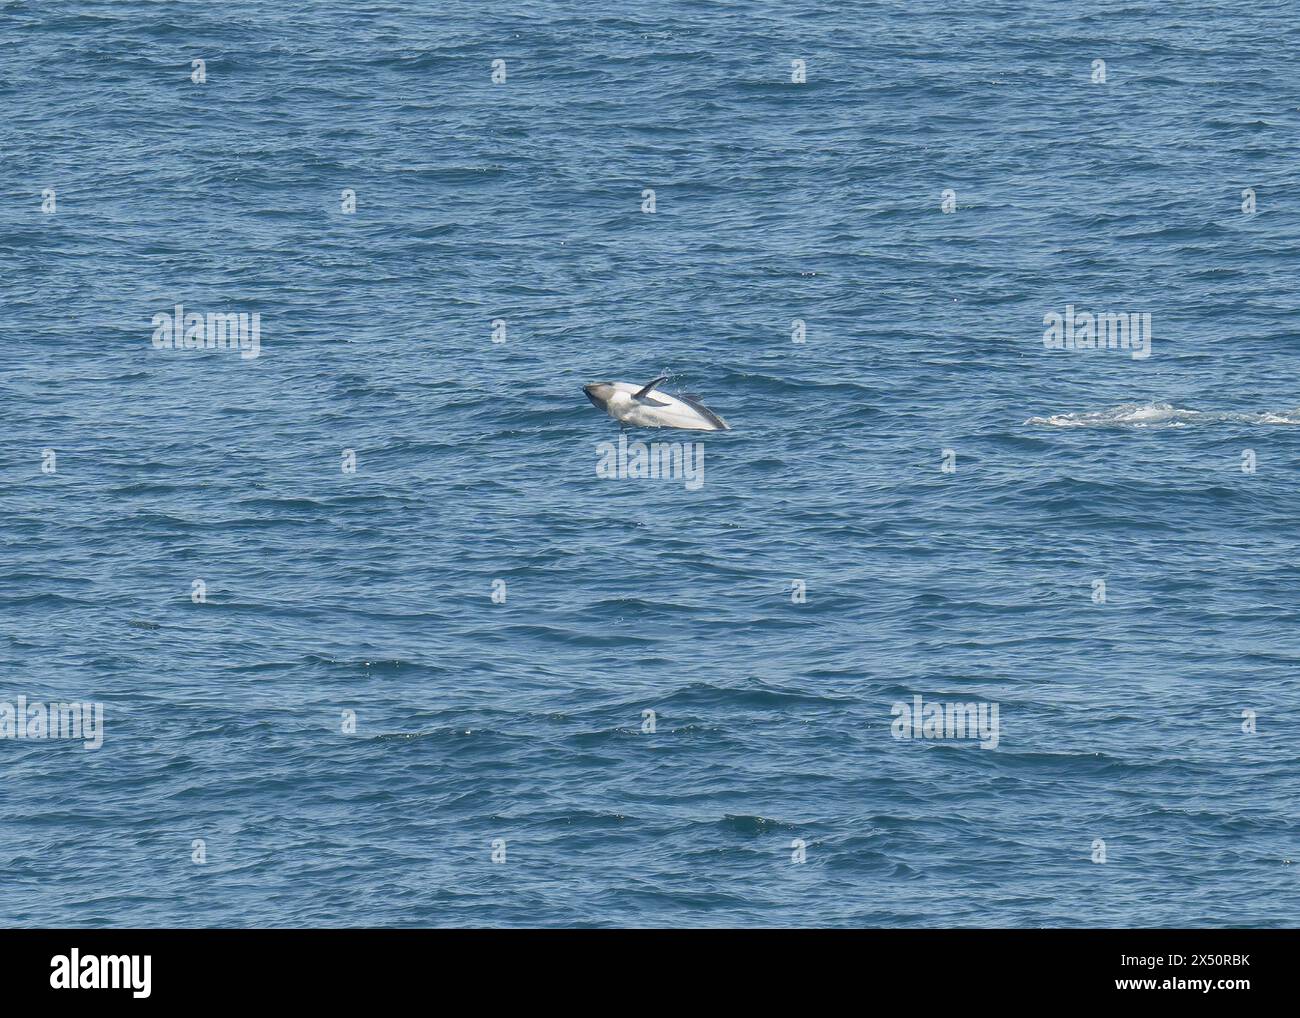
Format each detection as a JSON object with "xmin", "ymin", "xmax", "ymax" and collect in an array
[{"xmin": 2, "ymin": 0, "xmax": 1299, "ymax": 927}]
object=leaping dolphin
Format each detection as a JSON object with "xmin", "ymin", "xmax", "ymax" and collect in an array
[{"xmin": 583, "ymin": 376, "xmax": 731, "ymax": 431}]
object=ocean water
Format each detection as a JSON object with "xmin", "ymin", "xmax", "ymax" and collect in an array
[{"xmin": 2, "ymin": 0, "xmax": 1299, "ymax": 928}]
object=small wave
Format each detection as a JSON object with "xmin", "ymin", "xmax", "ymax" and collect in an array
[
  {"xmin": 718, "ymin": 814, "xmax": 800, "ymax": 835},
  {"xmin": 1026, "ymin": 402, "xmax": 1300, "ymax": 429}
]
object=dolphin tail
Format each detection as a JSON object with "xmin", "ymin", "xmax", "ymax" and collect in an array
[{"xmin": 678, "ymin": 394, "xmax": 730, "ymax": 431}]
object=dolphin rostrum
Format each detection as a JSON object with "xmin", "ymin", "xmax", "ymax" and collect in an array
[{"xmin": 583, "ymin": 376, "xmax": 731, "ymax": 431}]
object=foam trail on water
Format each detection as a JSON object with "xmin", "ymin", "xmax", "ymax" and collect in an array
[{"xmin": 1026, "ymin": 402, "xmax": 1300, "ymax": 428}]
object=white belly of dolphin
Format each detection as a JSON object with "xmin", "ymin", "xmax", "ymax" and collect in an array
[{"xmin": 602, "ymin": 382, "xmax": 729, "ymax": 431}]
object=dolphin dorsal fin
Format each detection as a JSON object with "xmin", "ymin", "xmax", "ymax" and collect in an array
[{"xmin": 634, "ymin": 374, "xmax": 670, "ymax": 400}]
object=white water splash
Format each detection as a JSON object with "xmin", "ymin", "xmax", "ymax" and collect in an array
[{"xmin": 1026, "ymin": 402, "xmax": 1300, "ymax": 429}]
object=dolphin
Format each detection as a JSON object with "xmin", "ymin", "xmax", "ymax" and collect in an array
[{"xmin": 583, "ymin": 376, "xmax": 730, "ymax": 431}]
